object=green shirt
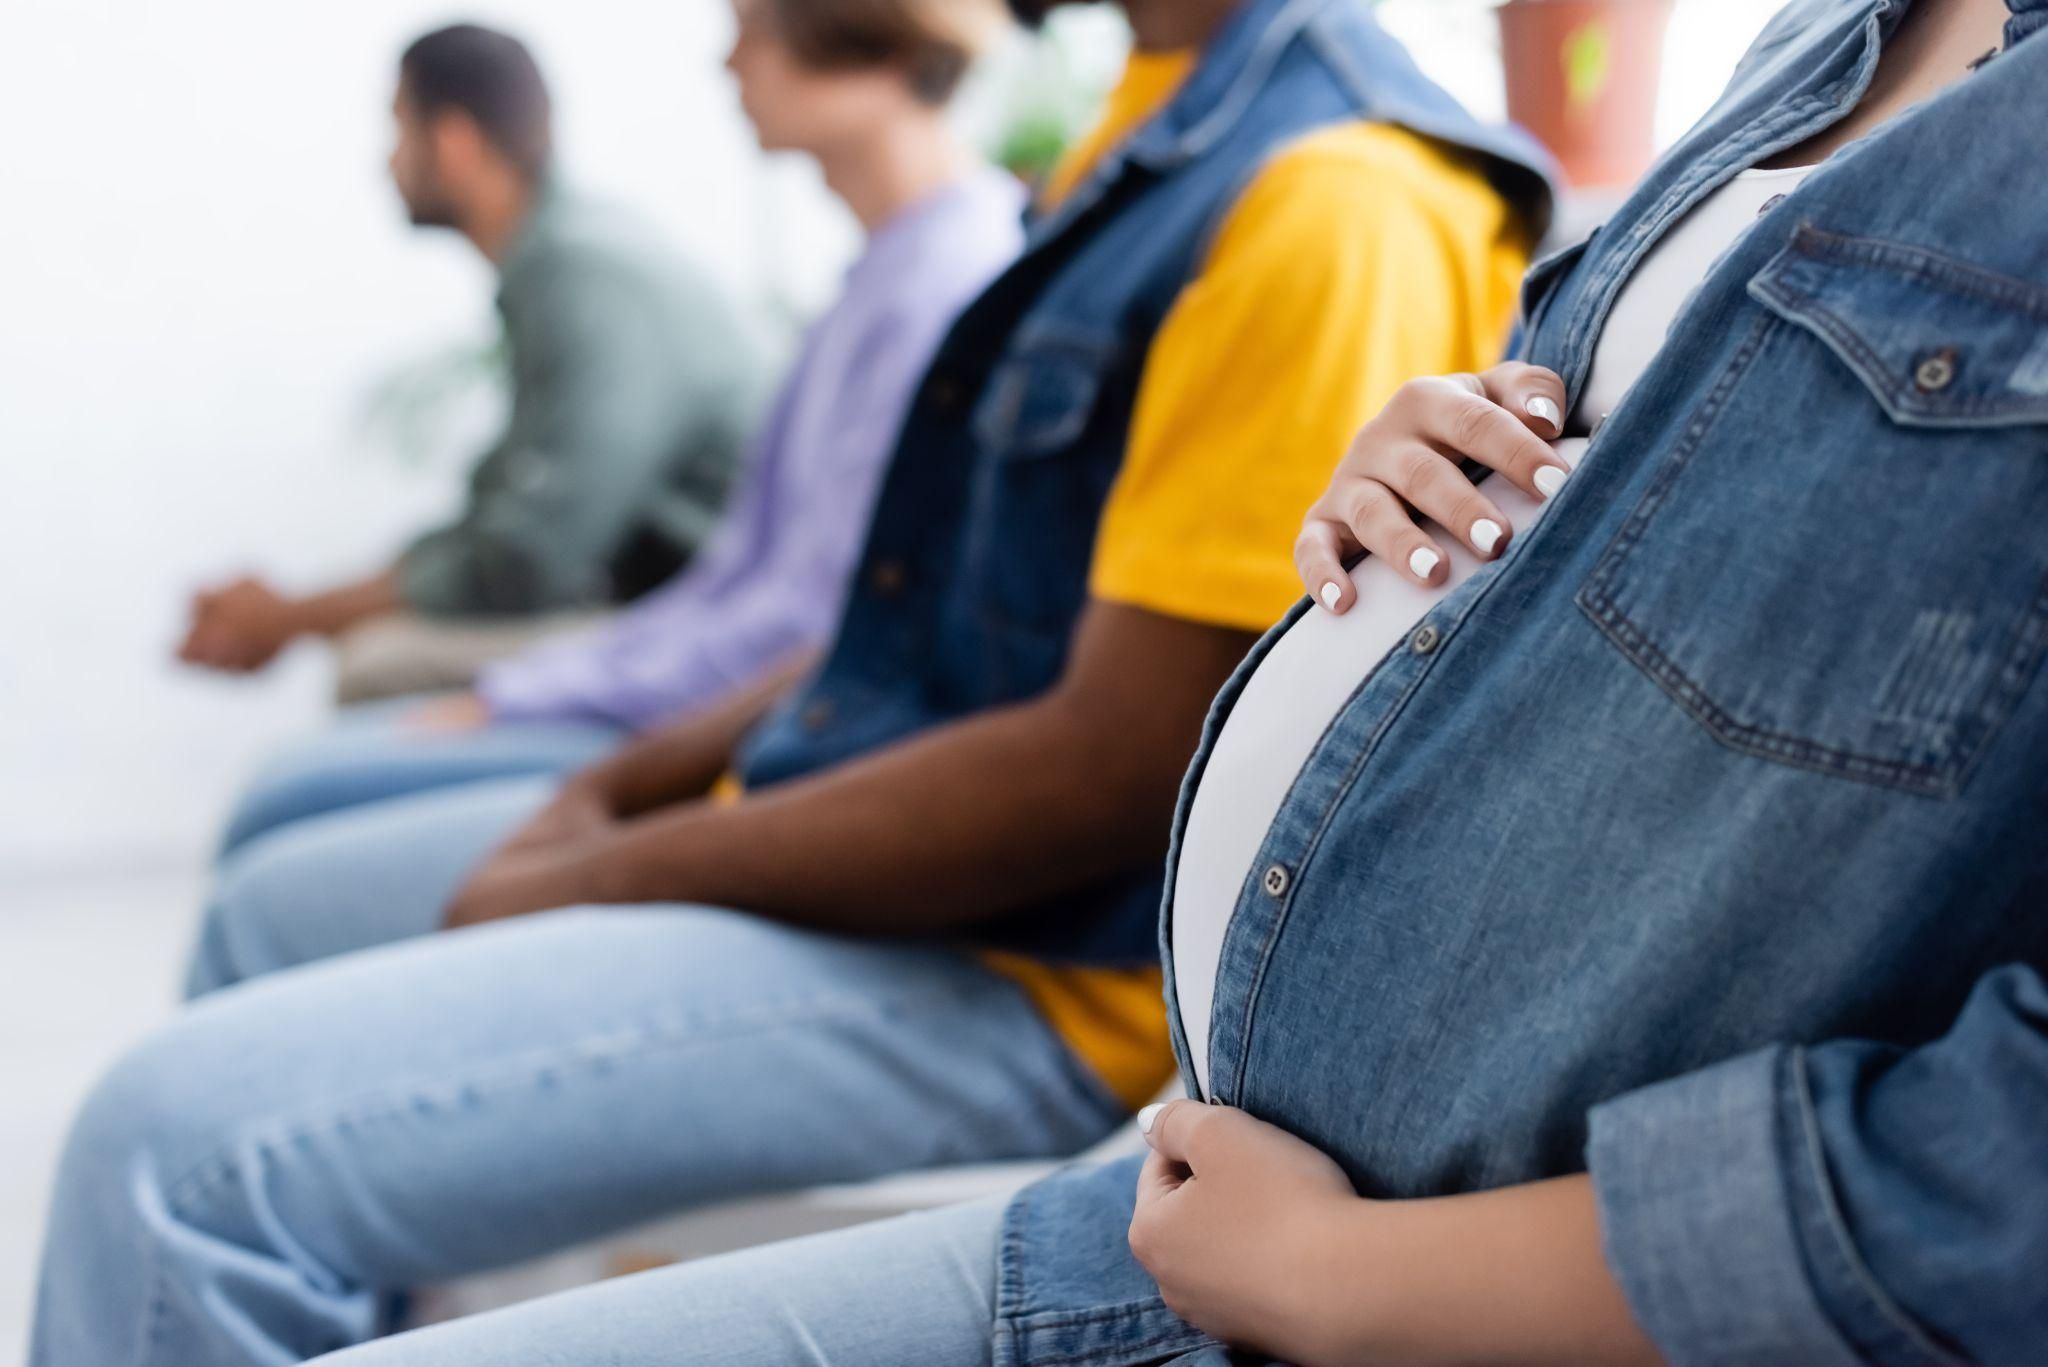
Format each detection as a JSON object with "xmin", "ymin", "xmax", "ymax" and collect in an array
[{"xmin": 398, "ymin": 185, "xmax": 770, "ymax": 616}]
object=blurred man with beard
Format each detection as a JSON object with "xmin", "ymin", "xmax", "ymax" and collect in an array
[{"xmin": 177, "ymin": 24, "xmax": 767, "ymax": 703}]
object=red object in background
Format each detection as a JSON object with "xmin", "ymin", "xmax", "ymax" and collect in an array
[{"xmin": 1498, "ymin": 0, "xmax": 1676, "ymax": 188}]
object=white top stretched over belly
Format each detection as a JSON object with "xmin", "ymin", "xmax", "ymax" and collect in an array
[
  {"xmin": 1170, "ymin": 164, "xmax": 1818, "ymax": 1098},
  {"xmin": 1169, "ymin": 437, "xmax": 1587, "ymax": 1096}
]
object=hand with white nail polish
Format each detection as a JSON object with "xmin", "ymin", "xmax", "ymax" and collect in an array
[{"xmin": 1295, "ymin": 364, "xmax": 1570, "ymax": 612}]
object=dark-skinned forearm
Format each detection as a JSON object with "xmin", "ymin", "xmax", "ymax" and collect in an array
[
  {"xmin": 578, "ymin": 651, "xmax": 820, "ymax": 818},
  {"xmin": 576, "ymin": 603, "xmax": 1253, "ymax": 934}
]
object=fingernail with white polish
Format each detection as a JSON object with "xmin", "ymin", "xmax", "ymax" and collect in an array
[
  {"xmin": 1471, "ymin": 519, "xmax": 1504, "ymax": 556},
  {"xmin": 1137, "ymin": 1103, "xmax": 1164, "ymax": 1134},
  {"xmin": 1409, "ymin": 547, "xmax": 1442, "ymax": 581},
  {"xmin": 1526, "ymin": 395, "xmax": 1562, "ymax": 431},
  {"xmin": 1534, "ymin": 464, "xmax": 1569, "ymax": 498},
  {"xmin": 1319, "ymin": 581, "xmax": 1343, "ymax": 612}
]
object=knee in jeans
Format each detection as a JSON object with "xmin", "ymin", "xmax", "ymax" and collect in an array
[
  {"xmin": 54, "ymin": 1023, "xmax": 369, "ymax": 1341},
  {"xmin": 219, "ymin": 754, "xmax": 320, "ymax": 855},
  {"xmin": 60, "ymin": 1024, "xmax": 239, "ymax": 1225},
  {"xmin": 199, "ymin": 834, "xmax": 318, "ymax": 990}
]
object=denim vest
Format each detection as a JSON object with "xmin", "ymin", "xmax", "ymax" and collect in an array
[
  {"xmin": 994, "ymin": 4, "xmax": 2048, "ymax": 1364},
  {"xmin": 734, "ymin": 0, "xmax": 1553, "ymax": 968}
]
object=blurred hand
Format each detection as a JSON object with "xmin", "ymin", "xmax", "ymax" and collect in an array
[
  {"xmin": 177, "ymin": 576, "xmax": 304, "ymax": 673},
  {"xmin": 1129, "ymin": 1100, "xmax": 1359, "ymax": 1362},
  {"xmin": 498, "ymin": 774, "xmax": 617, "ymax": 858},
  {"xmin": 443, "ymin": 775, "xmax": 620, "ymax": 928},
  {"xmin": 406, "ymin": 692, "xmax": 494, "ymax": 733},
  {"xmin": 1296, "ymin": 364, "xmax": 1571, "ymax": 612},
  {"xmin": 442, "ymin": 842, "xmax": 596, "ymax": 931}
]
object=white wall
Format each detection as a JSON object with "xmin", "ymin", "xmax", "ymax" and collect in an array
[
  {"xmin": 0, "ymin": 0, "xmax": 857, "ymax": 878},
  {"xmin": 0, "ymin": 0, "xmax": 1784, "ymax": 882}
]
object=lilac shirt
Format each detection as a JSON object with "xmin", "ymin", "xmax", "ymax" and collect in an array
[{"xmin": 477, "ymin": 167, "xmax": 1025, "ymax": 731}]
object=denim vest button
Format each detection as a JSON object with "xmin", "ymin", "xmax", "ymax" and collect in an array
[
  {"xmin": 869, "ymin": 559, "xmax": 909, "ymax": 597},
  {"xmin": 1411, "ymin": 623, "xmax": 1442, "ymax": 655},
  {"xmin": 1914, "ymin": 350, "xmax": 1958, "ymax": 392},
  {"xmin": 800, "ymin": 699, "xmax": 836, "ymax": 733},
  {"xmin": 1262, "ymin": 864, "xmax": 1290, "ymax": 897}
]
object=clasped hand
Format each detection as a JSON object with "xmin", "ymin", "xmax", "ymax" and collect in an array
[{"xmin": 441, "ymin": 777, "xmax": 615, "ymax": 929}]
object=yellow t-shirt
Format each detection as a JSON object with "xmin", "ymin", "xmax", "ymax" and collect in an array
[{"xmin": 987, "ymin": 52, "xmax": 1534, "ymax": 1113}]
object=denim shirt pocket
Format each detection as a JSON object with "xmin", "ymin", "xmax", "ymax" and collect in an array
[
  {"xmin": 1578, "ymin": 225, "xmax": 2048, "ymax": 797},
  {"xmin": 970, "ymin": 322, "xmax": 1119, "ymax": 462},
  {"xmin": 963, "ymin": 323, "xmax": 1124, "ymax": 651}
]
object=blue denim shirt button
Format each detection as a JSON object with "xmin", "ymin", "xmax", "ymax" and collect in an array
[
  {"xmin": 1411, "ymin": 623, "xmax": 1442, "ymax": 655},
  {"xmin": 1262, "ymin": 864, "xmax": 1291, "ymax": 897},
  {"xmin": 1914, "ymin": 350, "xmax": 1958, "ymax": 392}
]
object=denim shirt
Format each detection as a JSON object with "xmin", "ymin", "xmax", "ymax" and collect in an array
[
  {"xmin": 734, "ymin": 0, "xmax": 1552, "ymax": 967},
  {"xmin": 994, "ymin": 4, "xmax": 2048, "ymax": 1364}
]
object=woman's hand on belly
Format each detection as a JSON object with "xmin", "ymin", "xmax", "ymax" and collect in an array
[
  {"xmin": 1130, "ymin": 1100, "xmax": 1360, "ymax": 1360},
  {"xmin": 1130, "ymin": 1100, "xmax": 1660, "ymax": 1366},
  {"xmin": 1295, "ymin": 365, "xmax": 1572, "ymax": 613}
]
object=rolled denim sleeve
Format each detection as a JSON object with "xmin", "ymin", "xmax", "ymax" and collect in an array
[{"xmin": 1588, "ymin": 965, "xmax": 2048, "ymax": 1366}]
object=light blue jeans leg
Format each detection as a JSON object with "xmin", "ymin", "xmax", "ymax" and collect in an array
[
  {"xmin": 313, "ymin": 1199, "xmax": 1009, "ymax": 1367},
  {"xmin": 186, "ymin": 777, "xmax": 558, "ymax": 999},
  {"xmin": 33, "ymin": 909, "xmax": 1126, "ymax": 1367},
  {"xmin": 217, "ymin": 700, "xmax": 623, "ymax": 858}
]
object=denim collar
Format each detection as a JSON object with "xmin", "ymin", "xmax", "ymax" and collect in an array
[
  {"xmin": 1123, "ymin": 0, "xmax": 1337, "ymax": 169},
  {"xmin": 1116, "ymin": 0, "xmax": 1556, "ymax": 237}
]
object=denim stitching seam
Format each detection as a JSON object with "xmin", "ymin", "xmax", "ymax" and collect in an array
[
  {"xmin": 1758, "ymin": 276, "xmax": 2048, "ymax": 424},
  {"xmin": 1792, "ymin": 226, "xmax": 2048, "ymax": 321},
  {"xmin": 1786, "ymin": 1050, "xmax": 1968, "ymax": 1366}
]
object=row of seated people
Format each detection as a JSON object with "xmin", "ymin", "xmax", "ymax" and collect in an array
[{"xmin": 39, "ymin": 0, "xmax": 2047, "ymax": 1363}]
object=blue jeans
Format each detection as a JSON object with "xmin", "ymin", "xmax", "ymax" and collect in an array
[
  {"xmin": 312, "ymin": 1197, "xmax": 1232, "ymax": 1367},
  {"xmin": 317, "ymin": 1200, "xmax": 1013, "ymax": 1366},
  {"xmin": 37, "ymin": 779, "xmax": 1125, "ymax": 1366},
  {"xmin": 216, "ymin": 700, "xmax": 623, "ymax": 857}
]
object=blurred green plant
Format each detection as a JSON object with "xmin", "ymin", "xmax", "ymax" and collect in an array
[
  {"xmin": 355, "ymin": 336, "xmax": 507, "ymax": 470},
  {"xmin": 980, "ymin": 11, "xmax": 1130, "ymax": 183}
]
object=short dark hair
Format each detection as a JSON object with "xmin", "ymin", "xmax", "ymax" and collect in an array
[{"xmin": 399, "ymin": 25, "xmax": 554, "ymax": 182}]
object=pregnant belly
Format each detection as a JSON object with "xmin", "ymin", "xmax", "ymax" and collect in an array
[{"xmin": 1169, "ymin": 437, "xmax": 1589, "ymax": 1098}]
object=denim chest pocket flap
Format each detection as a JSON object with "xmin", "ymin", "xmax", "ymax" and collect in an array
[
  {"xmin": 1750, "ymin": 226, "xmax": 2048, "ymax": 427},
  {"xmin": 970, "ymin": 324, "xmax": 1119, "ymax": 461},
  {"xmin": 1579, "ymin": 225, "xmax": 2048, "ymax": 797}
]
